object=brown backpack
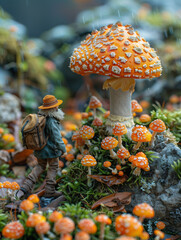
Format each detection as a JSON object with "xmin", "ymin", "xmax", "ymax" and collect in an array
[{"xmin": 21, "ymin": 114, "xmax": 47, "ymax": 150}]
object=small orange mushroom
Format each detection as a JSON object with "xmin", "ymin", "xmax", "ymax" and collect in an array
[
  {"xmin": 140, "ymin": 232, "xmax": 149, "ymax": 240},
  {"xmin": 81, "ymin": 155, "xmax": 97, "ymax": 186},
  {"xmin": 154, "ymin": 230, "xmax": 165, "ymax": 240},
  {"xmin": 89, "ymin": 96, "xmax": 102, "ymax": 118},
  {"xmin": 149, "ymin": 119, "xmax": 166, "ymax": 146},
  {"xmin": 26, "ymin": 213, "xmax": 46, "ymax": 227},
  {"xmin": 117, "ymin": 147, "xmax": 130, "ymax": 165},
  {"xmin": 60, "ymin": 233, "xmax": 73, "ymax": 240},
  {"xmin": 78, "ymin": 219, "xmax": 97, "ymax": 234},
  {"xmin": 79, "ymin": 125, "xmax": 95, "ymax": 147},
  {"xmin": 133, "ymin": 203, "xmax": 154, "ymax": 222},
  {"xmin": 139, "ymin": 114, "xmax": 151, "ymax": 123},
  {"xmin": 27, "ymin": 194, "xmax": 40, "ymax": 204},
  {"xmin": 3, "ymin": 181, "xmax": 11, "ymax": 189},
  {"xmin": 2, "ymin": 134, "xmax": 15, "ymax": 143},
  {"xmin": 49, "ymin": 211, "xmax": 63, "ymax": 222},
  {"xmin": 66, "ymin": 144, "xmax": 73, "ymax": 153},
  {"xmin": 101, "ymin": 136, "xmax": 118, "ymax": 159},
  {"xmin": 95, "ymin": 214, "xmax": 111, "ymax": 240},
  {"xmin": 2, "ymin": 221, "xmax": 25, "ymax": 239},
  {"xmin": 10, "ymin": 182, "xmax": 20, "ymax": 191},
  {"xmin": 75, "ymin": 231, "xmax": 90, "ymax": 240},
  {"xmin": 82, "ymin": 112, "xmax": 89, "ymax": 120},
  {"xmin": 156, "ymin": 221, "xmax": 165, "ymax": 230},
  {"xmin": 140, "ymin": 100, "xmax": 150, "ymax": 109},
  {"xmin": 35, "ymin": 221, "xmax": 50, "ymax": 235},
  {"xmin": 129, "ymin": 153, "xmax": 149, "ymax": 176},
  {"xmin": 104, "ymin": 111, "xmax": 110, "ymax": 119},
  {"xmin": 118, "ymin": 171, "xmax": 124, "ymax": 176},
  {"xmin": 116, "ymin": 237, "xmax": 136, "ymax": 240},
  {"xmin": 20, "ymin": 200, "xmax": 34, "ymax": 212},
  {"xmin": 54, "ymin": 217, "xmax": 75, "ymax": 238},
  {"xmin": 62, "ymin": 138, "xmax": 68, "ymax": 145},
  {"xmin": 77, "ymin": 154, "xmax": 83, "ymax": 160},
  {"xmin": 92, "ymin": 117, "xmax": 103, "ymax": 126},
  {"xmin": 113, "ymin": 123, "xmax": 127, "ymax": 148},
  {"xmin": 131, "ymin": 100, "xmax": 143, "ymax": 115}
]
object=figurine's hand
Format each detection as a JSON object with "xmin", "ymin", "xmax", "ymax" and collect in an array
[{"xmin": 62, "ymin": 152, "xmax": 67, "ymax": 158}]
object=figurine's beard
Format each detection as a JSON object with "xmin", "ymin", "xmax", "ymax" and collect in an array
[{"xmin": 39, "ymin": 108, "xmax": 64, "ymax": 121}]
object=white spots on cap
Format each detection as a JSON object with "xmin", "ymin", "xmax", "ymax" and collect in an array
[
  {"xmin": 78, "ymin": 61, "xmax": 82, "ymax": 65},
  {"xmin": 102, "ymin": 60, "xmax": 105, "ymax": 63},
  {"xmin": 124, "ymin": 74, "xmax": 131, "ymax": 77},
  {"xmin": 150, "ymin": 52, "xmax": 157, "ymax": 58},
  {"xmin": 100, "ymin": 48, "xmax": 106, "ymax": 53},
  {"xmin": 104, "ymin": 41, "xmax": 114, "ymax": 45},
  {"xmin": 134, "ymin": 57, "xmax": 141, "ymax": 64},
  {"xmin": 144, "ymin": 48, "xmax": 149, "ymax": 53},
  {"xmin": 122, "ymin": 47, "xmax": 128, "ymax": 51},
  {"xmin": 143, "ymin": 42, "xmax": 150, "ymax": 48},
  {"xmin": 135, "ymin": 69, "xmax": 142, "ymax": 73},
  {"xmin": 82, "ymin": 58, "xmax": 86, "ymax": 62},
  {"xmin": 109, "ymin": 36, "xmax": 114, "ymax": 40},
  {"xmin": 113, "ymin": 60, "xmax": 117, "ymax": 64},
  {"xmin": 89, "ymin": 58, "xmax": 93, "ymax": 62},
  {"xmin": 82, "ymin": 64, "xmax": 88, "ymax": 70},
  {"xmin": 94, "ymin": 54, "xmax": 98, "ymax": 59},
  {"xmin": 105, "ymin": 57, "xmax": 111, "ymax": 62},
  {"xmin": 124, "ymin": 40, "xmax": 130, "ymax": 46},
  {"xmin": 112, "ymin": 66, "xmax": 121, "ymax": 74},
  {"xmin": 75, "ymin": 66, "xmax": 80, "ymax": 72},
  {"xmin": 118, "ymin": 56, "xmax": 127, "ymax": 63},
  {"xmin": 117, "ymin": 37, "xmax": 124, "ymax": 41},
  {"xmin": 133, "ymin": 47, "xmax": 143, "ymax": 54},
  {"xmin": 141, "ymin": 56, "xmax": 147, "ymax": 62},
  {"xmin": 103, "ymin": 65, "xmax": 110, "ymax": 71},
  {"xmin": 145, "ymin": 69, "xmax": 150, "ymax": 75},
  {"xmin": 125, "ymin": 52, "xmax": 132, "ymax": 58},
  {"xmin": 124, "ymin": 67, "xmax": 132, "ymax": 73},
  {"xmin": 89, "ymin": 64, "xmax": 93, "ymax": 70},
  {"xmin": 128, "ymin": 36, "xmax": 138, "ymax": 42},
  {"xmin": 110, "ymin": 45, "xmax": 118, "ymax": 50},
  {"xmin": 110, "ymin": 52, "xmax": 116, "ymax": 58},
  {"xmin": 95, "ymin": 44, "xmax": 102, "ymax": 48},
  {"xmin": 96, "ymin": 64, "xmax": 101, "ymax": 68}
]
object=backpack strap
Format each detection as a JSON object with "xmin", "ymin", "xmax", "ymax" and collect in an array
[{"xmin": 21, "ymin": 120, "xmax": 29, "ymax": 147}]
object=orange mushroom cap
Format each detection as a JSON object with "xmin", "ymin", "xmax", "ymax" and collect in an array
[
  {"xmin": 139, "ymin": 114, "xmax": 151, "ymax": 123},
  {"xmin": 128, "ymin": 155, "xmax": 137, "ymax": 163},
  {"xmin": 82, "ymin": 112, "xmax": 89, "ymax": 119},
  {"xmin": 95, "ymin": 214, "xmax": 112, "ymax": 224},
  {"xmin": 73, "ymin": 112, "xmax": 82, "ymax": 121},
  {"xmin": 113, "ymin": 123, "xmax": 127, "ymax": 136},
  {"xmin": 154, "ymin": 230, "xmax": 165, "ymax": 239},
  {"xmin": 101, "ymin": 136, "xmax": 118, "ymax": 150},
  {"xmin": 133, "ymin": 203, "xmax": 155, "ymax": 218},
  {"xmin": 131, "ymin": 125, "xmax": 152, "ymax": 142},
  {"xmin": 116, "ymin": 164, "xmax": 122, "ymax": 170},
  {"xmin": 72, "ymin": 131, "xmax": 80, "ymax": 141},
  {"xmin": 60, "ymin": 233, "xmax": 73, "ymax": 240},
  {"xmin": 26, "ymin": 213, "xmax": 46, "ymax": 227},
  {"xmin": 88, "ymin": 112, "xmax": 93, "ymax": 117},
  {"xmin": 65, "ymin": 154, "xmax": 75, "ymax": 162},
  {"xmin": 79, "ymin": 126, "xmax": 95, "ymax": 140},
  {"xmin": 132, "ymin": 156, "xmax": 148, "ymax": 169},
  {"xmin": 117, "ymin": 147, "xmax": 130, "ymax": 159},
  {"xmin": 54, "ymin": 217, "xmax": 75, "ymax": 234},
  {"xmin": 27, "ymin": 194, "xmax": 40, "ymax": 203},
  {"xmin": 35, "ymin": 221, "xmax": 50, "ymax": 235},
  {"xmin": 62, "ymin": 137, "xmax": 68, "ymax": 145},
  {"xmin": 2, "ymin": 221, "xmax": 25, "ymax": 239},
  {"xmin": 77, "ymin": 154, "xmax": 83, "ymax": 160},
  {"xmin": 136, "ymin": 152, "xmax": 147, "ymax": 158},
  {"xmin": 59, "ymin": 160, "xmax": 64, "ymax": 168},
  {"xmin": 81, "ymin": 155, "xmax": 97, "ymax": 167},
  {"xmin": 104, "ymin": 111, "xmax": 110, "ymax": 118},
  {"xmin": 156, "ymin": 221, "xmax": 165, "ymax": 230},
  {"xmin": 75, "ymin": 231, "xmax": 90, "ymax": 240},
  {"xmin": 149, "ymin": 119, "xmax": 166, "ymax": 133},
  {"xmin": 10, "ymin": 182, "xmax": 20, "ymax": 191},
  {"xmin": 92, "ymin": 117, "xmax": 103, "ymax": 126},
  {"xmin": 103, "ymin": 161, "xmax": 112, "ymax": 168},
  {"xmin": 49, "ymin": 211, "xmax": 63, "ymax": 222},
  {"xmin": 140, "ymin": 100, "xmax": 150, "ymax": 109},
  {"xmin": 118, "ymin": 171, "xmax": 124, "ymax": 176},
  {"xmin": 66, "ymin": 144, "xmax": 73, "ymax": 153},
  {"xmin": 115, "ymin": 214, "xmax": 143, "ymax": 237},
  {"xmin": 89, "ymin": 96, "xmax": 102, "ymax": 109},
  {"xmin": 169, "ymin": 95, "xmax": 179, "ymax": 104},
  {"xmin": 131, "ymin": 100, "xmax": 143, "ymax": 113},
  {"xmin": 140, "ymin": 232, "xmax": 149, "ymax": 240},
  {"xmin": 0, "ymin": 127, "xmax": 4, "ymax": 134},
  {"xmin": 78, "ymin": 219, "xmax": 97, "ymax": 234},
  {"xmin": 3, "ymin": 181, "xmax": 11, "ymax": 189},
  {"xmin": 70, "ymin": 23, "xmax": 162, "ymax": 81},
  {"xmin": 2, "ymin": 134, "xmax": 15, "ymax": 143},
  {"xmin": 0, "ymin": 182, "xmax": 3, "ymax": 188},
  {"xmin": 20, "ymin": 200, "xmax": 34, "ymax": 212},
  {"xmin": 116, "ymin": 237, "xmax": 136, "ymax": 240}
]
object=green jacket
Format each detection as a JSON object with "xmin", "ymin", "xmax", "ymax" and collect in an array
[{"xmin": 34, "ymin": 117, "xmax": 66, "ymax": 159}]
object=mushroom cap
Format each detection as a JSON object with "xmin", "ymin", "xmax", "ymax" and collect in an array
[
  {"xmin": 104, "ymin": 111, "xmax": 110, "ymax": 118},
  {"xmin": 73, "ymin": 112, "xmax": 82, "ymax": 121},
  {"xmin": 59, "ymin": 160, "xmax": 64, "ymax": 168},
  {"xmin": 81, "ymin": 155, "xmax": 97, "ymax": 167},
  {"xmin": 79, "ymin": 125, "xmax": 95, "ymax": 140},
  {"xmin": 156, "ymin": 221, "xmax": 165, "ymax": 230},
  {"xmin": 77, "ymin": 154, "xmax": 83, "ymax": 160},
  {"xmin": 117, "ymin": 147, "xmax": 130, "ymax": 159},
  {"xmin": 62, "ymin": 137, "xmax": 68, "ymax": 145},
  {"xmin": 132, "ymin": 156, "xmax": 148, "ymax": 169},
  {"xmin": 75, "ymin": 231, "xmax": 90, "ymax": 240},
  {"xmin": 0, "ymin": 182, "xmax": 3, "ymax": 188},
  {"xmin": 103, "ymin": 161, "xmax": 112, "ymax": 168},
  {"xmin": 10, "ymin": 182, "xmax": 20, "ymax": 190},
  {"xmin": 92, "ymin": 117, "xmax": 103, "ymax": 126},
  {"xmin": 116, "ymin": 237, "xmax": 136, "ymax": 240},
  {"xmin": 88, "ymin": 111, "xmax": 93, "ymax": 117},
  {"xmin": 169, "ymin": 95, "xmax": 179, "ymax": 104},
  {"xmin": 27, "ymin": 194, "xmax": 40, "ymax": 203},
  {"xmin": 60, "ymin": 233, "xmax": 73, "ymax": 240},
  {"xmin": 140, "ymin": 232, "xmax": 149, "ymax": 240},
  {"xmin": 3, "ymin": 181, "xmax": 11, "ymax": 188},
  {"xmin": 115, "ymin": 214, "xmax": 143, "ymax": 237},
  {"xmin": 82, "ymin": 112, "xmax": 89, "ymax": 119},
  {"xmin": 95, "ymin": 214, "xmax": 112, "ymax": 224},
  {"xmin": 149, "ymin": 119, "xmax": 166, "ymax": 133},
  {"xmin": 140, "ymin": 100, "xmax": 150, "ymax": 109},
  {"xmin": 55, "ymin": 217, "xmax": 75, "ymax": 234},
  {"xmin": 136, "ymin": 152, "xmax": 147, "ymax": 158},
  {"xmin": 118, "ymin": 171, "xmax": 124, "ymax": 176},
  {"xmin": 113, "ymin": 123, "xmax": 127, "ymax": 136},
  {"xmin": 116, "ymin": 164, "xmax": 122, "ymax": 170},
  {"xmin": 131, "ymin": 125, "xmax": 152, "ymax": 142},
  {"xmin": 76, "ymin": 137, "xmax": 85, "ymax": 147},
  {"xmin": 2, "ymin": 134, "xmax": 15, "ymax": 143},
  {"xmin": 89, "ymin": 96, "xmax": 102, "ymax": 109},
  {"xmin": 133, "ymin": 203, "xmax": 154, "ymax": 218},
  {"xmin": 131, "ymin": 100, "xmax": 143, "ymax": 113},
  {"xmin": 78, "ymin": 219, "xmax": 97, "ymax": 234},
  {"xmin": 139, "ymin": 114, "xmax": 151, "ymax": 123},
  {"xmin": 70, "ymin": 23, "xmax": 162, "ymax": 80},
  {"xmin": 101, "ymin": 136, "xmax": 118, "ymax": 150},
  {"xmin": 35, "ymin": 221, "xmax": 50, "ymax": 235},
  {"xmin": 49, "ymin": 211, "xmax": 63, "ymax": 222},
  {"xmin": 72, "ymin": 131, "xmax": 80, "ymax": 141},
  {"xmin": 65, "ymin": 153, "xmax": 75, "ymax": 162},
  {"xmin": 26, "ymin": 213, "xmax": 46, "ymax": 227},
  {"xmin": 20, "ymin": 200, "xmax": 34, "ymax": 212},
  {"xmin": 154, "ymin": 230, "xmax": 165, "ymax": 239},
  {"xmin": 2, "ymin": 221, "xmax": 25, "ymax": 239}
]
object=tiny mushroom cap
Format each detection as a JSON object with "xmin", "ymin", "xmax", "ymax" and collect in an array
[
  {"xmin": 115, "ymin": 214, "xmax": 143, "ymax": 237},
  {"xmin": 79, "ymin": 125, "xmax": 95, "ymax": 140},
  {"xmin": 113, "ymin": 123, "xmax": 127, "ymax": 136},
  {"xmin": 169, "ymin": 95, "xmax": 179, "ymax": 104},
  {"xmin": 116, "ymin": 164, "xmax": 122, "ymax": 170},
  {"xmin": 133, "ymin": 203, "xmax": 155, "ymax": 219},
  {"xmin": 117, "ymin": 147, "xmax": 130, "ymax": 159},
  {"xmin": 35, "ymin": 221, "xmax": 50, "ymax": 235},
  {"xmin": 81, "ymin": 155, "xmax": 97, "ymax": 167},
  {"xmin": 104, "ymin": 111, "xmax": 110, "ymax": 118},
  {"xmin": 118, "ymin": 171, "xmax": 124, "ymax": 176},
  {"xmin": 72, "ymin": 131, "xmax": 80, "ymax": 141},
  {"xmin": 77, "ymin": 154, "xmax": 83, "ymax": 160},
  {"xmin": 54, "ymin": 217, "xmax": 75, "ymax": 234},
  {"xmin": 132, "ymin": 155, "xmax": 149, "ymax": 169},
  {"xmin": 101, "ymin": 136, "xmax": 118, "ymax": 150},
  {"xmin": 20, "ymin": 200, "xmax": 34, "ymax": 212},
  {"xmin": 92, "ymin": 117, "xmax": 103, "ymax": 126},
  {"xmin": 60, "ymin": 233, "xmax": 73, "ymax": 240},
  {"xmin": 49, "ymin": 211, "xmax": 63, "ymax": 222},
  {"xmin": 27, "ymin": 194, "xmax": 40, "ymax": 203},
  {"xmin": 154, "ymin": 230, "xmax": 165, "ymax": 239},
  {"xmin": 95, "ymin": 214, "xmax": 112, "ymax": 224},
  {"xmin": 139, "ymin": 114, "xmax": 151, "ymax": 123},
  {"xmin": 66, "ymin": 144, "xmax": 73, "ymax": 153},
  {"xmin": 2, "ymin": 221, "xmax": 25, "ymax": 239},
  {"xmin": 75, "ymin": 231, "xmax": 90, "ymax": 240},
  {"xmin": 3, "ymin": 181, "xmax": 11, "ymax": 188},
  {"xmin": 149, "ymin": 119, "xmax": 166, "ymax": 133},
  {"xmin": 59, "ymin": 160, "xmax": 64, "ymax": 168},
  {"xmin": 140, "ymin": 100, "xmax": 150, "ymax": 109},
  {"xmin": 62, "ymin": 137, "xmax": 68, "ymax": 145},
  {"xmin": 131, "ymin": 100, "xmax": 143, "ymax": 113},
  {"xmin": 156, "ymin": 221, "xmax": 165, "ymax": 230},
  {"xmin": 103, "ymin": 161, "xmax": 112, "ymax": 168},
  {"xmin": 0, "ymin": 182, "xmax": 3, "ymax": 188},
  {"xmin": 10, "ymin": 182, "xmax": 20, "ymax": 190},
  {"xmin": 26, "ymin": 213, "xmax": 46, "ymax": 227},
  {"xmin": 78, "ymin": 219, "xmax": 97, "ymax": 234},
  {"xmin": 88, "ymin": 111, "xmax": 93, "ymax": 117},
  {"xmin": 116, "ymin": 237, "xmax": 136, "ymax": 240},
  {"xmin": 89, "ymin": 96, "xmax": 102, "ymax": 109},
  {"xmin": 82, "ymin": 112, "xmax": 89, "ymax": 119},
  {"xmin": 140, "ymin": 232, "xmax": 149, "ymax": 240},
  {"xmin": 65, "ymin": 154, "xmax": 75, "ymax": 162},
  {"xmin": 131, "ymin": 125, "xmax": 152, "ymax": 142}
]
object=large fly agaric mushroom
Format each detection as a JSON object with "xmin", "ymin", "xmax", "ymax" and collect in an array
[{"xmin": 70, "ymin": 22, "xmax": 162, "ymax": 132}]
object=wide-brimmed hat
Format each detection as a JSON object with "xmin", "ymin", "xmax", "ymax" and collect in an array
[{"xmin": 38, "ymin": 95, "xmax": 63, "ymax": 109}]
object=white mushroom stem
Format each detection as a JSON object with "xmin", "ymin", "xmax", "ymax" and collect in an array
[
  {"xmin": 133, "ymin": 167, "xmax": 141, "ymax": 176},
  {"xmin": 100, "ymin": 223, "xmax": 105, "ymax": 240},
  {"xmin": 93, "ymin": 108, "xmax": 97, "ymax": 118},
  {"xmin": 133, "ymin": 141, "xmax": 142, "ymax": 151},
  {"xmin": 109, "ymin": 149, "xmax": 117, "ymax": 159},
  {"xmin": 121, "ymin": 158, "xmax": 126, "ymax": 165},
  {"xmin": 149, "ymin": 131, "xmax": 157, "ymax": 146},
  {"xmin": 87, "ymin": 167, "xmax": 92, "ymax": 187},
  {"xmin": 85, "ymin": 139, "xmax": 92, "ymax": 147},
  {"xmin": 118, "ymin": 135, "xmax": 123, "ymax": 148}
]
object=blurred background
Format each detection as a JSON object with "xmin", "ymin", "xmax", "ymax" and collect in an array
[{"xmin": 0, "ymin": 0, "xmax": 181, "ymax": 114}]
